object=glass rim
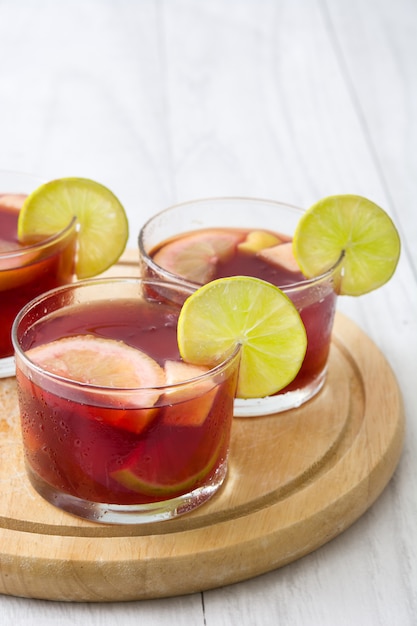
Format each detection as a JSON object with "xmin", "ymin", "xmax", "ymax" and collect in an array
[
  {"xmin": 0, "ymin": 216, "xmax": 78, "ymax": 261},
  {"xmin": 138, "ymin": 195, "xmax": 345, "ymax": 290},
  {"xmin": 12, "ymin": 276, "xmax": 242, "ymax": 394},
  {"xmin": 0, "ymin": 168, "xmax": 77, "ymax": 261}
]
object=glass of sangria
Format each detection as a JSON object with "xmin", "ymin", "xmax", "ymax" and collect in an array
[
  {"xmin": 12, "ymin": 277, "xmax": 240, "ymax": 524},
  {"xmin": 0, "ymin": 170, "xmax": 77, "ymax": 377},
  {"xmin": 138, "ymin": 197, "xmax": 344, "ymax": 416}
]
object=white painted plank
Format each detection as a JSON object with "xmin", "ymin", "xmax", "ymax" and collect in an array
[
  {"xmin": 0, "ymin": 593, "xmax": 205, "ymax": 626},
  {"xmin": 324, "ymin": 0, "xmax": 417, "ymax": 260},
  {"xmin": 161, "ymin": 0, "xmax": 386, "ymax": 206}
]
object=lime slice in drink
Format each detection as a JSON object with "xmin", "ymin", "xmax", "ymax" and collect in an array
[
  {"xmin": 26, "ymin": 335, "xmax": 165, "ymax": 433},
  {"xmin": 153, "ymin": 229, "xmax": 243, "ymax": 284},
  {"xmin": 17, "ymin": 177, "xmax": 128, "ymax": 278},
  {"xmin": 111, "ymin": 429, "xmax": 225, "ymax": 496},
  {"xmin": 111, "ymin": 444, "xmax": 220, "ymax": 496},
  {"xmin": 293, "ymin": 195, "xmax": 401, "ymax": 296},
  {"xmin": 177, "ymin": 276, "xmax": 307, "ymax": 399}
]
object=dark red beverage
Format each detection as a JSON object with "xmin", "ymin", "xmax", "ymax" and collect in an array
[
  {"xmin": 149, "ymin": 227, "xmax": 339, "ymax": 397},
  {"xmin": 0, "ymin": 195, "xmax": 76, "ymax": 359},
  {"xmin": 14, "ymin": 279, "xmax": 239, "ymax": 521}
]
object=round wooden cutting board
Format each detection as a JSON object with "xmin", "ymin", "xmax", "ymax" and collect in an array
[{"xmin": 0, "ymin": 252, "xmax": 404, "ymax": 602}]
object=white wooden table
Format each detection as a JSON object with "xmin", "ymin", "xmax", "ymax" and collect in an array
[{"xmin": 0, "ymin": 1, "xmax": 416, "ymax": 624}]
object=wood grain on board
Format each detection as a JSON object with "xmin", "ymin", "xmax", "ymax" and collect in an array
[{"xmin": 0, "ymin": 255, "xmax": 404, "ymax": 600}]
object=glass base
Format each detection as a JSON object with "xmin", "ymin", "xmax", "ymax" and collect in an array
[
  {"xmin": 0, "ymin": 355, "xmax": 15, "ymax": 378},
  {"xmin": 25, "ymin": 460, "xmax": 228, "ymax": 524},
  {"xmin": 233, "ymin": 369, "xmax": 327, "ymax": 417}
]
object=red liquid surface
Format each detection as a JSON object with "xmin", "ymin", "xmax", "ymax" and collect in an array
[
  {"xmin": 0, "ymin": 198, "xmax": 76, "ymax": 357},
  {"xmin": 150, "ymin": 228, "xmax": 338, "ymax": 394},
  {"xmin": 17, "ymin": 298, "xmax": 236, "ymax": 505}
]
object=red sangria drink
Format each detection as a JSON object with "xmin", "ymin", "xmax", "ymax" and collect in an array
[
  {"xmin": 138, "ymin": 198, "xmax": 343, "ymax": 416},
  {"xmin": 12, "ymin": 278, "xmax": 240, "ymax": 524},
  {"xmin": 0, "ymin": 171, "xmax": 77, "ymax": 376}
]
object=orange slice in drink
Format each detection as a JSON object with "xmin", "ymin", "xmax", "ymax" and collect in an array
[
  {"xmin": 163, "ymin": 360, "xmax": 217, "ymax": 426},
  {"xmin": 0, "ymin": 194, "xmax": 26, "ymax": 210},
  {"xmin": 153, "ymin": 229, "xmax": 243, "ymax": 283},
  {"xmin": 237, "ymin": 229, "xmax": 282, "ymax": 253},
  {"xmin": 257, "ymin": 242, "xmax": 301, "ymax": 273},
  {"xmin": 26, "ymin": 335, "xmax": 166, "ymax": 434}
]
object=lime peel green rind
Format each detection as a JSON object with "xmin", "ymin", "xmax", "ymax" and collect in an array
[
  {"xmin": 111, "ymin": 464, "xmax": 209, "ymax": 497},
  {"xmin": 18, "ymin": 177, "xmax": 129, "ymax": 279},
  {"xmin": 293, "ymin": 194, "xmax": 401, "ymax": 296},
  {"xmin": 177, "ymin": 276, "xmax": 307, "ymax": 399},
  {"xmin": 111, "ymin": 436, "xmax": 223, "ymax": 496}
]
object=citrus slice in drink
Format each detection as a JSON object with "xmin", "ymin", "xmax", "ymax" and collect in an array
[
  {"xmin": 111, "ymin": 429, "xmax": 225, "ymax": 496},
  {"xmin": 153, "ymin": 229, "xmax": 243, "ymax": 284},
  {"xmin": 0, "ymin": 193, "xmax": 26, "ymax": 210},
  {"xmin": 293, "ymin": 194, "xmax": 401, "ymax": 296},
  {"xmin": 26, "ymin": 335, "xmax": 165, "ymax": 433},
  {"xmin": 163, "ymin": 360, "xmax": 217, "ymax": 426},
  {"xmin": 17, "ymin": 177, "xmax": 128, "ymax": 278},
  {"xmin": 257, "ymin": 242, "xmax": 301, "ymax": 273},
  {"xmin": 111, "ymin": 443, "xmax": 220, "ymax": 496},
  {"xmin": 177, "ymin": 276, "xmax": 307, "ymax": 399},
  {"xmin": 237, "ymin": 230, "xmax": 282, "ymax": 253}
]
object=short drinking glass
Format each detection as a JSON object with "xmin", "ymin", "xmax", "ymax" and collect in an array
[
  {"xmin": 0, "ymin": 170, "xmax": 77, "ymax": 377},
  {"xmin": 138, "ymin": 197, "xmax": 343, "ymax": 416},
  {"xmin": 12, "ymin": 277, "xmax": 240, "ymax": 524}
]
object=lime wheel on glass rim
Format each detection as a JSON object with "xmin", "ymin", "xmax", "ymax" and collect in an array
[
  {"xmin": 293, "ymin": 194, "xmax": 401, "ymax": 296},
  {"xmin": 17, "ymin": 177, "xmax": 129, "ymax": 278},
  {"xmin": 177, "ymin": 275, "xmax": 308, "ymax": 399},
  {"xmin": 25, "ymin": 274, "xmax": 309, "ymax": 405}
]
